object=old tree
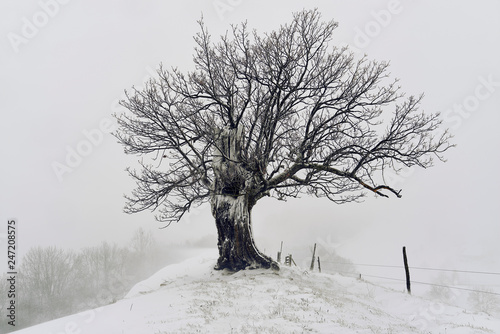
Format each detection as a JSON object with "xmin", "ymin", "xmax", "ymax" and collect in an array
[{"xmin": 115, "ymin": 10, "xmax": 452, "ymax": 271}]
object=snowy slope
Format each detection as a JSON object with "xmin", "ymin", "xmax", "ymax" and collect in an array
[{"xmin": 13, "ymin": 252, "xmax": 500, "ymax": 334}]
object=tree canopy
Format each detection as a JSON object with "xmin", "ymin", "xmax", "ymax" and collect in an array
[{"xmin": 115, "ymin": 9, "xmax": 452, "ymax": 226}]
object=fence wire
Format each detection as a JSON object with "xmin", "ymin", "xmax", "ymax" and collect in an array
[
  {"xmin": 321, "ymin": 261, "xmax": 500, "ymax": 276},
  {"xmin": 318, "ymin": 261, "xmax": 500, "ymax": 296}
]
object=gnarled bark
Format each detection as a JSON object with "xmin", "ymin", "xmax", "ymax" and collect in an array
[
  {"xmin": 211, "ymin": 127, "xmax": 277, "ymax": 271},
  {"xmin": 212, "ymin": 194, "xmax": 276, "ymax": 270}
]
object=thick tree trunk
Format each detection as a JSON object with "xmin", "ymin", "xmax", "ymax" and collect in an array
[
  {"xmin": 211, "ymin": 194, "xmax": 276, "ymax": 270},
  {"xmin": 211, "ymin": 127, "xmax": 277, "ymax": 271}
]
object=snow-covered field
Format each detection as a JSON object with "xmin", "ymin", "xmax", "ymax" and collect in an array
[{"xmin": 13, "ymin": 252, "xmax": 500, "ymax": 334}]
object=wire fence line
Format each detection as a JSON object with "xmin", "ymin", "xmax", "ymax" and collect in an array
[
  {"xmin": 320, "ymin": 261, "xmax": 500, "ymax": 276},
  {"xmin": 321, "ymin": 263, "xmax": 500, "ymax": 297},
  {"xmin": 278, "ymin": 242, "xmax": 499, "ymax": 297}
]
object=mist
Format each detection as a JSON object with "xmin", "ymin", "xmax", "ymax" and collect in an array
[{"xmin": 1, "ymin": 1, "xmax": 499, "ymax": 329}]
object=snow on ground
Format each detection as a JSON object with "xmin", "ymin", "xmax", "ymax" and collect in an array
[{"xmin": 13, "ymin": 251, "xmax": 500, "ymax": 334}]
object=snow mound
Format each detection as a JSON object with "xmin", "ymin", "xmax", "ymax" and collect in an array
[
  {"xmin": 13, "ymin": 254, "xmax": 500, "ymax": 334},
  {"xmin": 125, "ymin": 253, "xmax": 218, "ymax": 299}
]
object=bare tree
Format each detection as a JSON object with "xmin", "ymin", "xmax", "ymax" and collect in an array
[
  {"xmin": 130, "ymin": 227, "xmax": 155, "ymax": 256},
  {"xmin": 115, "ymin": 9, "xmax": 452, "ymax": 271},
  {"xmin": 73, "ymin": 242, "xmax": 128, "ymax": 298},
  {"xmin": 19, "ymin": 246, "xmax": 74, "ymax": 320}
]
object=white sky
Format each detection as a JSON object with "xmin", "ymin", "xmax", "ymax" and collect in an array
[{"xmin": 1, "ymin": 0, "xmax": 499, "ymax": 279}]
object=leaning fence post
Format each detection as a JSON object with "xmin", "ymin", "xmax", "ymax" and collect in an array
[
  {"xmin": 310, "ymin": 243, "xmax": 317, "ymax": 271},
  {"xmin": 403, "ymin": 246, "xmax": 411, "ymax": 295}
]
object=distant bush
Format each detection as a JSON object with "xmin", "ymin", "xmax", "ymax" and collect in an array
[{"xmin": 468, "ymin": 287, "xmax": 500, "ymax": 316}]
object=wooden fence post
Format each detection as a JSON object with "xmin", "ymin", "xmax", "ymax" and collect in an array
[
  {"xmin": 317, "ymin": 256, "xmax": 321, "ymax": 273},
  {"xmin": 285, "ymin": 254, "xmax": 296, "ymax": 266},
  {"xmin": 310, "ymin": 243, "xmax": 317, "ymax": 271},
  {"xmin": 403, "ymin": 246, "xmax": 411, "ymax": 295},
  {"xmin": 277, "ymin": 241, "xmax": 283, "ymax": 263},
  {"xmin": 290, "ymin": 254, "xmax": 297, "ymax": 266}
]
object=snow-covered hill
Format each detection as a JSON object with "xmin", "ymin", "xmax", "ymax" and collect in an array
[{"xmin": 12, "ymin": 252, "xmax": 500, "ymax": 333}]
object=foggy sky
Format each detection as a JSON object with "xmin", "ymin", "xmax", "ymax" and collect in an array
[{"xmin": 1, "ymin": 0, "xmax": 499, "ymax": 282}]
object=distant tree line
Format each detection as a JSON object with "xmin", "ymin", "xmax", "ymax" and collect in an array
[{"xmin": 0, "ymin": 228, "xmax": 185, "ymax": 332}]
